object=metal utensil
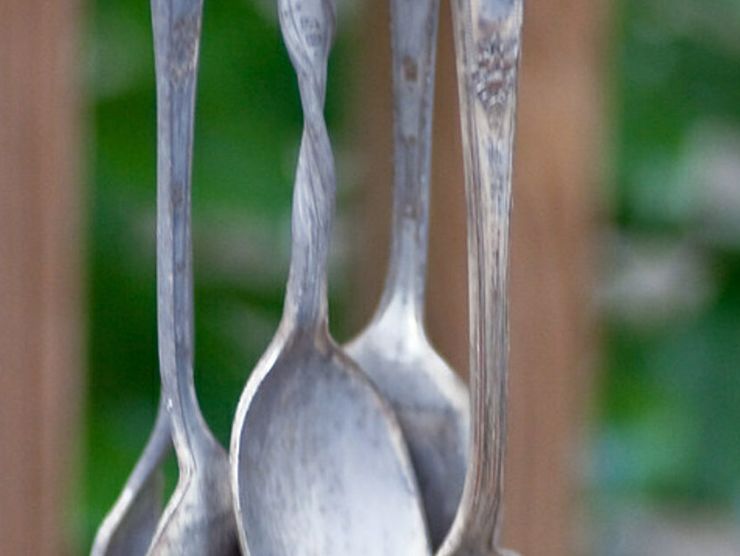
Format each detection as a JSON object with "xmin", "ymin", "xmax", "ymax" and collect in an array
[
  {"xmin": 91, "ymin": 404, "xmax": 171, "ymax": 556},
  {"xmin": 147, "ymin": 0, "xmax": 239, "ymax": 553},
  {"xmin": 344, "ymin": 0, "xmax": 469, "ymax": 548},
  {"xmin": 436, "ymin": 1, "xmax": 523, "ymax": 555},
  {"xmin": 229, "ymin": 0, "xmax": 431, "ymax": 554}
]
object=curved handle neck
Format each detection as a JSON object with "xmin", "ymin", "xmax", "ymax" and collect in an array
[
  {"xmin": 152, "ymin": 0, "xmax": 210, "ymax": 468},
  {"xmin": 377, "ymin": 0, "xmax": 441, "ymax": 322}
]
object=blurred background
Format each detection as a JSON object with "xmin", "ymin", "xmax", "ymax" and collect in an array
[{"xmin": 1, "ymin": 0, "xmax": 739, "ymax": 554}]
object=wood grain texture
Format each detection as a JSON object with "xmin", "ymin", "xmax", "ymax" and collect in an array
[
  {"xmin": 350, "ymin": 0, "xmax": 607, "ymax": 553},
  {"xmin": 0, "ymin": 0, "xmax": 83, "ymax": 555}
]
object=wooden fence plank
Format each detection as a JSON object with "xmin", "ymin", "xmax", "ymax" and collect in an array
[
  {"xmin": 0, "ymin": 1, "xmax": 83, "ymax": 554},
  {"xmin": 502, "ymin": 1, "xmax": 608, "ymax": 553}
]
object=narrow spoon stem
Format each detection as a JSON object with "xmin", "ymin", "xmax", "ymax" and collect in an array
[
  {"xmin": 439, "ymin": 0, "xmax": 523, "ymax": 554},
  {"xmin": 152, "ymin": 0, "xmax": 206, "ymax": 467},
  {"xmin": 378, "ymin": 0, "xmax": 441, "ymax": 320}
]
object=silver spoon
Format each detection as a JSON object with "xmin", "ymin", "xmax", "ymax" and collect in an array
[
  {"xmin": 91, "ymin": 404, "xmax": 171, "ymax": 556},
  {"xmin": 436, "ymin": 1, "xmax": 523, "ymax": 555},
  {"xmin": 344, "ymin": 0, "xmax": 469, "ymax": 548},
  {"xmin": 229, "ymin": 0, "xmax": 431, "ymax": 554},
  {"xmin": 147, "ymin": 0, "xmax": 239, "ymax": 553}
]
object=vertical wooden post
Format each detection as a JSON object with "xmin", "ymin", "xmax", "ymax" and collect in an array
[
  {"xmin": 0, "ymin": 1, "xmax": 83, "ymax": 554},
  {"xmin": 351, "ymin": 0, "xmax": 607, "ymax": 554},
  {"xmin": 502, "ymin": 1, "xmax": 607, "ymax": 553}
]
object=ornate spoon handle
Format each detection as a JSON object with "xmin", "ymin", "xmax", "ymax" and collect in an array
[{"xmin": 439, "ymin": 1, "xmax": 523, "ymax": 555}]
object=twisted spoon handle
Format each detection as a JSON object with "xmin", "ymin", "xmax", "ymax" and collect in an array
[
  {"xmin": 151, "ymin": 0, "xmax": 207, "ymax": 465},
  {"xmin": 438, "ymin": 1, "xmax": 523, "ymax": 555},
  {"xmin": 279, "ymin": 0, "xmax": 338, "ymax": 332}
]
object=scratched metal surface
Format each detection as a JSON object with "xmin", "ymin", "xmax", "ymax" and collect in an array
[
  {"xmin": 344, "ymin": 0, "xmax": 469, "ymax": 549},
  {"xmin": 229, "ymin": 0, "xmax": 432, "ymax": 554},
  {"xmin": 147, "ymin": 0, "xmax": 240, "ymax": 553},
  {"xmin": 90, "ymin": 0, "xmax": 523, "ymax": 553},
  {"xmin": 437, "ymin": 1, "xmax": 524, "ymax": 555}
]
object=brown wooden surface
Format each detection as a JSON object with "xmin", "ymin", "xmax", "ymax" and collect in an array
[
  {"xmin": 0, "ymin": 1, "xmax": 83, "ymax": 554},
  {"xmin": 351, "ymin": 1, "xmax": 607, "ymax": 554},
  {"xmin": 503, "ymin": 1, "xmax": 607, "ymax": 553}
]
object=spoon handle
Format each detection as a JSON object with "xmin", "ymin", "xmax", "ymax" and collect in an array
[
  {"xmin": 439, "ymin": 1, "xmax": 523, "ymax": 554},
  {"xmin": 279, "ymin": 0, "xmax": 337, "ymax": 332},
  {"xmin": 378, "ymin": 0, "xmax": 440, "ymax": 316},
  {"xmin": 151, "ymin": 0, "xmax": 206, "ymax": 465}
]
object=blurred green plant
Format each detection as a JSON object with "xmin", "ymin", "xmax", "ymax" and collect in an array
[{"xmin": 597, "ymin": 0, "xmax": 740, "ymax": 512}]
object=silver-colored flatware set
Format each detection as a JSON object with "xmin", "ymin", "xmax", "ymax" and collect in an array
[{"xmin": 92, "ymin": 0, "xmax": 524, "ymax": 554}]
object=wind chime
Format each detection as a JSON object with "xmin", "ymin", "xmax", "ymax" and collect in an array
[{"xmin": 92, "ymin": 0, "xmax": 524, "ymax": 554}]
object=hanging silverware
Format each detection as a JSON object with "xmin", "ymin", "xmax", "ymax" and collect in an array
[
  {"xmin": 147, "ymin": 0, "xmax": 240, "ymax": 553},
  {"xmin": 345, "ymin": 0, "xmax": 469, "ymax": 549},
  {"xmin": 437, "ymin": 0, "xmax": 523, "ymax": 555},
  {"xmin": 229, "ymin": 0, "xmax": 431, "ymax": 554}
]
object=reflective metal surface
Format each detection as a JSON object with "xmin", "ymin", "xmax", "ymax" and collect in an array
[
  {"xmin": 345, "ymin": 0, "xmax": 469, "ymax": 548},
  {"xmin": 91, "ymin": 404, "xmax": 171, "ymax": 556},
  {"xmin": 437, "ymin": 0, "xmax": 523, "ymax": 555},
  {"xmin": 229, "ymin": 0, "xmax": 431, "ymax": 554},
  {"xmin": 147, "ymin": 0, "xmax": 239, "ymax": 553},
  {"xmin": 91, "ymin": 0, "xmax": 524, "ymax": 551}
]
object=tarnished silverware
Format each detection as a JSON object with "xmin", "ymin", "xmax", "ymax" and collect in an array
[
  {"xmin": 147, "ymin": 0, "xmax": 239, "ymax": 553},
  {"xmin": 229, "ymin": 0, "xmax": 431, "ymax": 554},
  {"xmin": 91, "ymin": 404, "xmax": 171, "ymax": 556},
  {"xmin": 345, "ymin": 0, "xmax": 469, "ymax": 548},
  {"xmin": 437, "ymin": 1, "xmax": 523, "ymax": 555}
]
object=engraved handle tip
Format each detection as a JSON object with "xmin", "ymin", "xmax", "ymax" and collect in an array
[{"xmin": 278, "ymin": 0, "xmax": 336, "ymax": 71}]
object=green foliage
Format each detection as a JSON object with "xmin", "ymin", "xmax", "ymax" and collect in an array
[{"xmin": 597, "ymin": 0, "xmax": 740, "ymax": 510}]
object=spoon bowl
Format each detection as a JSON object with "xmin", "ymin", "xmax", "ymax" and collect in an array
[
  {"xmin": 233, "ymin": 331, "xmax": 430, "ymax": 556},
  {"xmin": 346, "ymin": 304, "xmax": 468, "ymax": 546}
]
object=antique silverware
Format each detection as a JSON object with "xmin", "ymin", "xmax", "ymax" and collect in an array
[
  {"xmin": 91, "ymin": 404, "xmax": 171, "ymax": 556},
  {"xmin": 229, "ymin": 0, "xmax": 431, "ymax": 554},
  {"xmin": 437, "ymin": 0, "xmax": 523, "ymax": 555},
  {"xmin": 147, "ymin": 0, "xmax": 239, "ymax": 553},
  {"xmin": 344, "ymin": 0, "xmax": 469, "ymax": 548}
]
